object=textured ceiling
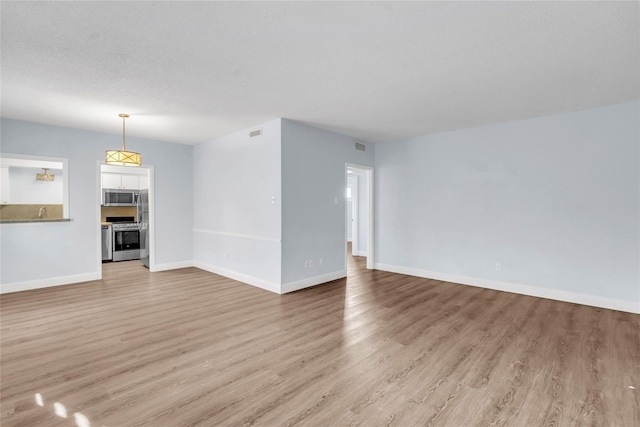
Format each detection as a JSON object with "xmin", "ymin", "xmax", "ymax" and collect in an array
[{"xmin": 1, "ymin": 1, "xmax": 638, "ymax": 145}]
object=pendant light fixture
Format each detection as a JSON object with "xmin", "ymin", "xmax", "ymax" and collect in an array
[
  {"xmin": 105, "ymin": 113, "xmax": 141, "ymax": 166},
  {"xmin": 36, "ymin": 168, "xmax": 55, "ymax": 181}
]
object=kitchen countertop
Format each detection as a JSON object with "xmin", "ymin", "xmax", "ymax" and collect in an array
[{"xmin": 0, "ymin": 218, "xmax": 72, "ymax": 224}]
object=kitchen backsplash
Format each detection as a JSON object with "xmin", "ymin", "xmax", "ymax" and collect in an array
[
  {"xmin": 101, "ymin": 206, "xmax": 137, "ymax": 222},
  {"xmin": 0, "ymin": 204, "xmax": 63, "ymax": 221}
]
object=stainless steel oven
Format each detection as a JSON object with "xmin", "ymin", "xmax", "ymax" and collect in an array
[{"xmin": 111, "ymin": 222, "xmax": 140, "ymax": 262}]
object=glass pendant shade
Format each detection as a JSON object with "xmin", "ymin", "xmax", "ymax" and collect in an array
[{"xmin": 106, "ymin": 113, "xmax": 142, "ymax": 166}]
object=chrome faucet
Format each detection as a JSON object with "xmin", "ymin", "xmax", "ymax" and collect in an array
[{"xmin": 38, "ymin": 206, "xmax": 47, "ymax": 219}]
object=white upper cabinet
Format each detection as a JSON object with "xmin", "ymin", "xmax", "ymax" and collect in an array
[
  {"xmin": 102, "ymin": 173, "xmax": 123, "ymax": 189},
  {"xmin": 102, "ymin": 172, "xmax": 148, "ymax": 190},
  {"xmin": 138, "ymin": 175, "xmax": 149, "ymax": 190},
  {"xmin": 120, "ymin": 174, "xmax": 139, "ymax": 190},
  {"xmin": 1, "ymin": 167, "xmax": 10, "ymax": 204}
]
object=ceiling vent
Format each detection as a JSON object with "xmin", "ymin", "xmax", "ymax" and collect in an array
[
  {"xmin": 249, "ymin": 128, "xmax": 262, "ymax": 138},
  {"xmin": 354, "ymin": 141, "xmax": 366, "ymax": 152}
]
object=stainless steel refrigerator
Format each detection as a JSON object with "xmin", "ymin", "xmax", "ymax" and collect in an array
[{"xmin": 137, "ymin": 189, "xmax": 150, "ymax": 268}]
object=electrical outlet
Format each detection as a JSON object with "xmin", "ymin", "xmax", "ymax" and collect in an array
[
  {"xmin": 304, "ymin": 260, "xmax": 309, "ymax": 268},
  {"xmin": 309, "ymin": 260, "xmax": 314, "ymax": 267},
  {"xmin": 319, "ymin": 258, "xmax": 323, "ymax": 266},
  {"xmin": 496, "ymin": 263, "xmax": 501, "ymax": 271}
]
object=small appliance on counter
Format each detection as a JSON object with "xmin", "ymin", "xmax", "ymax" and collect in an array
[{"xmin": 106, "ymin": 216, "xmax": 140, "ymax": 262}]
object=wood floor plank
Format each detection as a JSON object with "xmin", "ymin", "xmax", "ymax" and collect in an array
[{"xmin": 2, "ymin": 251, "xmax": 638, "ymax": 426}]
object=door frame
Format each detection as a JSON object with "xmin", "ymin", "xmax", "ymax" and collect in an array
[
  {"xmin": 350, "ymin": 174, "xmax": 359, "ymax": 255},
  {"xmin": 345, "ymin": 163, "xmax": 374, "ymax": 270},
  {"xmin": 96, "ymin": 162, "xmax": 155, "ymax": 278}
]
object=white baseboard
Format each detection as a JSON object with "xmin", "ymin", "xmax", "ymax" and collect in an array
[
  {"xmin": 193, "ymin": 261, "xmax": 281, "ymax": 294},
  {"xmin": 352, "ymin": 250, "xmax": 367, "ymax": 257},
  {"xmin": 375, "ymin": 263, "xmax": 640, "ymax": 314},
  {"xmin": 151, "ymin": 260, "xmax": 194, "ymax": 272},
  {"xmin": 0, "ymin": 272, "xmax": 100, "ymax": 294},
  {"xmin": 281, "ymin": 269, "xmax": 347, "ymax": 294}
]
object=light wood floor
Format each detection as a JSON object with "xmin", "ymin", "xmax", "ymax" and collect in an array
[{"xmin": 1, "ymin": 253, "xmax": 638, "ymax": 426}]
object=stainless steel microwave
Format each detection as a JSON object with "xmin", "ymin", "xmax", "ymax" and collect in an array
[{"xmin": 102, "ymin": 189, "xmax": 139, "ymax": 206}]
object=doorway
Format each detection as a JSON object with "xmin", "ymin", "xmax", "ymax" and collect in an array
[
  {"xmin": 96, "ymin": 163, "xmax": 154, "ymax": 278},
  {"xmin": 346, "ymin": 163, "xmax": 374, "ymax": 270}
]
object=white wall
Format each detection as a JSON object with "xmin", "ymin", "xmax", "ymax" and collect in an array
[
  {"xmin": 0, "ymin": 118, "xmax": 194, "ymax": 292},
  {"xmin": 281, "ymin": 120, "xmax": 374, "ymax": 291},
  {"xmin": 192, "ymin": 119, "xmax": 282, "ymax": 292},
  {"xmin": 347, "ymin": 170, "xmax": 370, "ymax": 257},
  {"xmin": 346, "ymin": 175, "xmax": 355, "ymax": 242},
  {"xmin": 346, "ymin": 200, "xmax": 353, "ymax": 242},
  {"xmin": 356, "ymin": 171, "xmax": 369, "ymax": 255},
  {"xmin": 9, "ymin": 167, "xmax": 63, "ymax": 204},
  {"xmin": 375, "ymin": 101, "xmax": 640, "ymax": 313}
]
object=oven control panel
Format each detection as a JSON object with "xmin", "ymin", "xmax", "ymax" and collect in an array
[{"xmin": 111, "ymin": 222, "xmax": 139, "ymax": 230}]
